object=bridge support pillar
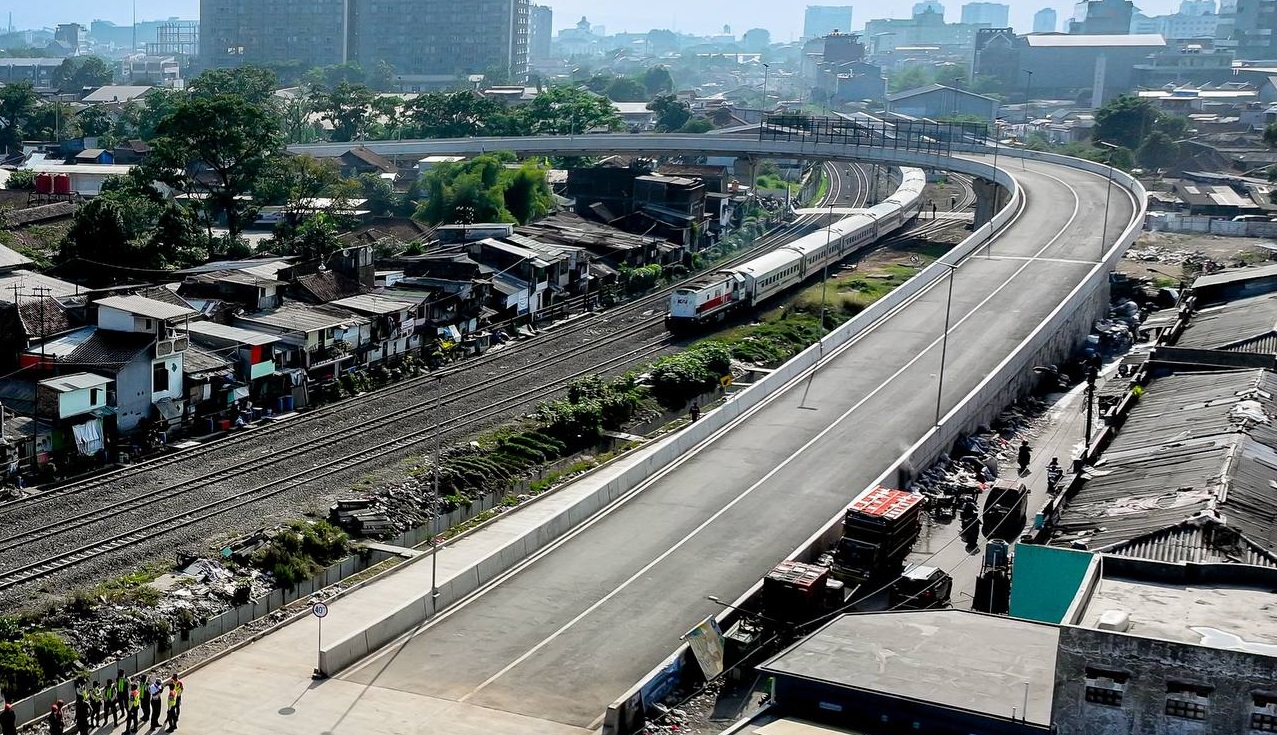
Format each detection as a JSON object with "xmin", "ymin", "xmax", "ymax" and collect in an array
[
  {"xmin": 734, "ymin": 156, "xmax": 757, "ymax": 190},
  {"xmin": 973, "ymin": 177, "xmax": 1003, "ymax": 228}
]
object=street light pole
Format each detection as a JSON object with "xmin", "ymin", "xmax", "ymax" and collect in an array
[
  {"xmin": 1021, "ymin": 70, "xmax": 1033, "ymax": 170},
  {"xmin": 761, "ymin": 62, "xmax": 770, "ymax": 117},
  {"xmin": 1097, "ymin": 141, "xmax": 1119, "ymax": 261},
  {"xmin": 935, "ymin": 263, "xmax": 958, "ymax": 426}
]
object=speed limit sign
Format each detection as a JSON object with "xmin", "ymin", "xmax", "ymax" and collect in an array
[{"xmin": 312, "ymin": 602, "xmax": 329, "ymax": 618}]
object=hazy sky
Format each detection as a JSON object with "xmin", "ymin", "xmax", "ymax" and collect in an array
[{"xmin": 29, "ymin": 0, "xmax": 1189, "ymax": 40}]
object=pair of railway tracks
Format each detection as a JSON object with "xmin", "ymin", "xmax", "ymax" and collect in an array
[{"xmin": 0, "ymin": 166, "xmax": 855, "ymax": 593}]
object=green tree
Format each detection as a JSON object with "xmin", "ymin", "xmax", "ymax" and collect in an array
[
  {"xmin": 277, "ymin": 95, "xmax": 321, "ymax": 143},
  {"xmin": 1155, "ymin": 112, "xmax": 1190, "ymax": 140},
  {"xmin": 888, "ymin": 66, "xmax": 933, "ymax": 93},
  {"xmin": 53, "ymin": 56, "xmax": 113, "ymax": 91},
  {"xmin": 255, "ymin": 153, "xmax": 340, "ymax": 208},
  {"xmin": 60, "ymin": 177, "xmax": 206, "ymax": 273},
  {"xmin": 74, "ymin": 105, "xmax": 113, "ymax": 137},
  {"xmin": 26, "ymin": 102, "xmax": 74, "ymax": 141},
  {"xmin": 357, "ymin": 173, "xmax": 398, "ymax": 216},
  {"xmin": 0, "ymin": 81, "xmax": 39, "ymax": 153},
  {"xmin": 1093, "ymin": 94, "xmax": 1156, "ymax": 150},
  {"xmin": 303, "ymin": 62, "xmax": 366, "ymax": 89},
  {"xmin": 604, "ymin": 76, "xmax": 648, "ymax": 102},
  {"xmin": 648, "ymin": 94, "xmax": 691, "ymax": 132},
  {"xmin": 312, "ymin": 82, "xmax": 377, "ymax": 142},
  {"xmin": 1137, "ymin": 130, "xmax": 1178, "ymax": 170},
  {"xmin": 148, "ymin": 95, "xmax": 283, "ymax": 247},
  {"xmin": 641, "ymin": 66, "xmax": 675, "ymax": 96},
  {"xmin": 515, "ymin": 86, "xmax": 622, "ymax": 135},
  {"xmin": 111, "ymin": 88, "xmax": 182, "ymax": 142},
  {"xmin": 502, "ymin": 162, "xmax": 555, "ymax": 224},
  {"xmin": 369, "ymin": 60, "xmax": 396, "ymax": 92},
  {"xmin": 584, "ymin": 72, "xmax": 614, "ymax": 94},
  {"xmin": 5, "ymin": 169, "xmax": 35, "ymax": 190},
  {"xmin": 413, "ymin": 152, "xmax": 551, "ymax": 226},
  {"xmin": 190, "ymin": 66, "xmax": 279, "ymax": 106},
  {"xmin": 680, "ymin": 118, "xmax": 714, "ymax": 133},
  {"xmin": 402, "ymin": 91, "xmax": 506, "ymax": 138},
  {"xmin": 1264, "ymin": 122, "xmax": 1277, "ymax": 149},
  {"xmin": 272, "ymin": 212, "xmax": 344, "ymax": 260},
  {"xmin": 741, "ymin": 28, "xmax": 771, "ymax": 50}
]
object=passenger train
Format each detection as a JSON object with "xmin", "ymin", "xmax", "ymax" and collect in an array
[{"xmin": 665, "ymin": 167, "xmax": 926, "ymax": 332}]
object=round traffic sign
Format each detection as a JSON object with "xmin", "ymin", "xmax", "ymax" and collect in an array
[{"xmin": 312, "ymin": 602, "xmax": 329, "ymax": 618}]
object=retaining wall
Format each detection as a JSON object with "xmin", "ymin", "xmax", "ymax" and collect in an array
[{"xmin": 601, "ymin": 149, "xmax": 1148, "ymax": 735}]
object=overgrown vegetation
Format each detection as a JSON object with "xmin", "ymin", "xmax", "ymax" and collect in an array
[
  {"xmin": 0, "ymin": 621, "xmax": 79, "ymax": 700},
  {"xmin": 252, "ymin": 520, "xmax": 350, "ymax": 586}
]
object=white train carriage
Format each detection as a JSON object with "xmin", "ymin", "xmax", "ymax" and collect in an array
[
  {"xmin": 789, "ymin": 212, "xmax": 878, "ymax": 277},
  {"xmin": 665, "ymin": 270, "xmax": 746, "ymax": 331},
  {"xmin": 739, "ymin": 248, "xmax": 805, "ymax": 306}
]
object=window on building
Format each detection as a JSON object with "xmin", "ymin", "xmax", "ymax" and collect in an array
[
  {"xmin": 90, "ymin": 388, "xmax": 102, "ymax": 406},
  {"xmin": 153, "ymin": 362, "xmax": 169, "ymax": 394},
  {"xmin": 1252, "ymin": 695, "xmax": 1277, "ymax": 731},
  {"xmin": 1166, "ymin": 682, "xmax": 1211, "ymax": 721},
  {"xmin": 1084, "ymin": 667, "xmax": 1128, "ymax": 707}
]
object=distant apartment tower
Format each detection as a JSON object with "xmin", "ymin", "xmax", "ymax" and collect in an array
[
  {"xmin": 1068, "ymin": 0, "xmax": 1135, "ymax": 33},
  {"xmin": 199, "ymin": 0, "xmax": 529, "ymax": 83},
  {"xmin": 1033, "ymin": 7, "xmax": 1058, "ymax": 32},
  {"xmin": 960, "ymin": 2, "xmax": 1010, "ymax": 26},
  {"xmin": 530, "ymin": 4, "xmax": 553, "ymax": 60},
  {"xmin": 804, "ymin": 6, "xmax": 855, "ymax": 38},
  {"xmin": 1179, "ymin": 0, "xmax": 1216, "ymax": 14},
  {"xmin": 54, "ymin": 23, "xmax": 83, "ymax": 51}
]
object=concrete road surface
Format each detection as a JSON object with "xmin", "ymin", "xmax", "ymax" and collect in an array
[{"xmin": 326, "ymin": 158, "xmax": 1136, "ymax": 731}]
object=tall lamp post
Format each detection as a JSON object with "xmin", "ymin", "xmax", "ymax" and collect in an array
[
  {"xmin": 761, "ymin": 62, "xmax": 770, "ymax": 117},
  {"xmin": 934, "ymin": 262, "xmax": 959, "ymax": 426},
  {"xmin": 1097, "ymin": 141, "xmax": 1120, "ymax": 261}
]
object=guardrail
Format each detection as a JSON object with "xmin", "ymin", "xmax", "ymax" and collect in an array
[
  {"xmin": 601, "ymin": 149, "xmax": 1147, "ymax": 735},
  {"xmin": 315, "ymin": 165, "xmax": 1019, "ymax": 677}
]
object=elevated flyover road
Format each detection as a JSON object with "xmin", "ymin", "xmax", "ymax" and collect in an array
[
  {"xmin": 170, "ymin": 144, "xmax": 1139, "ymax": 735},
  {"xmin": 294, "ymin": 158, "xmax": 1134, "ymax": 729}
]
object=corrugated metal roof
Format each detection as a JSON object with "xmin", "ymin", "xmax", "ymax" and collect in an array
[
  {"xmin": 1052, "ymin": 370, "xmax": 1277, "ymax": 560},
  {"xmin": 235, "ymin": 304, "xmax": 368, "ymax": 334},
  {"xmin": 97, "ymin": 294, "xmax": 195, "ymax": 321},
  {"xmin": 183, "ymin": 321, "xmax": 279, "ymax": 346},
  {"xmin": 1106, "ymin": 518, "xmax": 1277, "ymax": 567},
  {"xmin": 39, "ymin": 372, "xmax": 111, "ymax": 392},
  {"xmin": 330, "ymin": 293, "xmax": 422, "ymax": 316},
  {"xmin": 1191, "ymin": 262, "xmax": 1277, "ymax": 289},
  {"xmin": 1176, "ymin": 294, "xmax": 1277, "ymax": 352}
]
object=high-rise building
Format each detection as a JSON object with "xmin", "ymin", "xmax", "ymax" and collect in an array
[
  {"xmin": 1032, "ymin": 7, "xmax": 1058, "ymax": 32},
  {"xmin": 530, "ymin": 5, "xmax": 552, "ymax": 61},
  {"xmin": 1221, "ymin": 0, "xmax": 1277, "ymax": 58},
  {"xmin": 1068, "ymin": 0, "xmax": 1135, "ymax": 33},
  {"xmin": 199, "ymin": 0, "xmax": 529, "ymax": 84},
  {"xmin": 912, "ymin": 1, "xmax": 946, "ymax": 18},
  {"xmin": 804, "ymin": 6, "xmax": 855, "ymax": 38},
  {"xmin": 960, "ymin": 2, "xmax": 1010, "ymax": 26},
  {"xmin": 1179, "ymin": 0, "xmax": 1216, "ymax": 15}
]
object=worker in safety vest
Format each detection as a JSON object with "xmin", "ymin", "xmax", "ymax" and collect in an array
[
  {"xmin": 116, "ymin": 669, "xmax": 129, "ymax": 725},
  {"xmin": 126, "ymin": 681, "xmax": 141, "ymax": 734},
  {"xmin": 88, "ymin": 682, "xmax": 102, "ymax": 727},
  {"xmin": 139, "ymin": 676, "xmax": 152, "ymax": 728},
  {"xmin": 164, "ymin": 687, "xmax": 178, "ymax": 731}
]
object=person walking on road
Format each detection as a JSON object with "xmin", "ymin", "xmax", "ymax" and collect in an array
[
  {"xmin": 166, "ymin": 674, "xmax": 183, "ymax": 731},
  {"xmin": 139, "ymin": 677, "xmax": 152, "ymax": 729},
  {"xmin": 1017, "ymin": 439, "xmax": 1032, "ymax": 476},
  {"xmin": 1, "ymin": 699, "xmax": 16, "ymax": 735},
  {"xmin": 126, "ymin": 681, "xmax": 141, "ymax": 734},
  {"xmin": 148, "ymin": 680, "xmax": 163, "ymax": 730},
  {"xmin": 73, "ymin": 695, "xmax": 89, "ymax": 735},
  {"xmin": 1046, "ymin": 457, "xmax": 1064, "ymax": 494},
  {"xmin": 164, "ymin": 687, "xmax": 177, "ymax": 732},
  {"xmin": 116, "ymin": 669, "xmax": 129, "ymax": 727},
  {"xmin": 689, "ymin": 402, "xmax": 700, "ymax": 422},
  {"xmin": 47, "ymin": 701, "xmax": 64, "ymax": 735},
  {"xmin": 88, "ymin": 682, "xmax": 102, "ymax": 727}
]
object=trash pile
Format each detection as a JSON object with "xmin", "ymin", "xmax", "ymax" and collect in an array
[
  {"xmin": 905, "ymin": 398, "xmax": 1049, "ymax": 517},
  {"xmin": 37, "ymin": 557, "xmax": 271, "ymax": 665},
  {"xmin": 1123, "ymin": 244, "xmax": 1219, "ymax": 271}
]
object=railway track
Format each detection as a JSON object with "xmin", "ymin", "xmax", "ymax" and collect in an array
[
  {"xmin": 0, "ymin": 336, "xmax": 673, "ymax": 592},
  {"xmin": 0, "ymin": 165, "xmax": 852, "ymax": 593},
  {"xmin": 4, "ymin": 163, "xmax": 845, "ymax": 514}
]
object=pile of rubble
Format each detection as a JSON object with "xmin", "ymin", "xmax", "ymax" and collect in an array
[
  {"xmin": 37, "ymin": 557, "xmax": 272, "ymax": 667},
  {"xmin": 1123, "ymin": 244, "xmax": 1219, "ymax": 271}
]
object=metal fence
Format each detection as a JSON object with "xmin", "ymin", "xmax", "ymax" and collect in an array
[
  {"xmin": 1146, "ymin": 213, "xmax": 1277, "ymax": 239},
  {"xmin": 760, "ymin": 114, "xmax": 990, "ymax": 157}
]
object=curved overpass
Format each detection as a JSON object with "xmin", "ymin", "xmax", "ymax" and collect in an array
[{"xmin": 261, "ymin": 138, "xmax": 1145, "ymax": 732}]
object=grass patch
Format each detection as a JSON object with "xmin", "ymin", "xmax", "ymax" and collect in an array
[
  {"xmin": 82, "ymin": 563, "xmax": 171, "ymax": 607},
  {"xmin": 708, "ymin": 255, "xmax": 933, "ymax": 366}
]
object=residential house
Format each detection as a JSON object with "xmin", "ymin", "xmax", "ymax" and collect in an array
[
  {"xmin": 35, "ymin": 372, "xmax": 112, "ymax": 461},
  {"xmin": 886, "ymin": 83, "xmax": 1000, "ymax": 121},
  {"xmin": 329, "ymin": 294, "xmax": 424, "ymax": 364},
  {"xmin": 337, "ymin": 146, "xmax": 397, "ymax": 178},
  {"xmin": 93, "ymin": 294, "xmax": 195, "ymax": 431},
  {"xmin": 178, "ymin": 265, "xmax": 288, "ymax": 312},
  {"xmin": 181, "ymin": 321, "xmax": 291, "ymax": 412},
  {"xmin": 392, "ymin": 251, "xmax": 494, "ymax": 334},
  {"xmin": 0, "ymin": 295, "xmax": 79, "ymax": 372},
  {"xmin": 633, "ymin": 174, "xmax": 708, "ymax": 246},
  {"xmin": 73, "ymin": 149, "xmax": 115, "ymax": 165},
  {"xmin": 467, "ymin": 238, "xmax": 557, "ymax": 318},
  {"xmin": 181, "ymin": 344, "xmax": 237, "ymax": 425},
  {"xmin": 80, "ymin": 85, "xmax": 155, "ymax": 104},
  {"xmin": 233, "ymin": 303, "xmax": 371, "ymax": 387}
]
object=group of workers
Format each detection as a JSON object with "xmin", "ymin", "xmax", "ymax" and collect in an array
[{"xmin": 8, "ymin": 671, "xmax": 185, "ymax": 735}]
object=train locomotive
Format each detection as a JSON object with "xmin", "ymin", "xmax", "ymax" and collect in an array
[{"xmin": 665, "ymin": 166, "xmax": 925, "ymax": 333}]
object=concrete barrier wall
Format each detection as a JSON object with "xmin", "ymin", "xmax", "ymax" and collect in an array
[
  {"xmin": 317, "ymin": 168, "xmax": 1022, "ymax": 678},
  {"xmin": 602, "ymin": 151, "xmax": 1147, "ymax": 735}
]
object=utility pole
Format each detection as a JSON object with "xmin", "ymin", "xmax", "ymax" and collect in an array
[
  {"xmin": 429, "ymin": 376, "xmax": 444, "ymax": 616},
  {"xmin": 31, "ymin": 286, "xmax": 51, "ymax": 474}
]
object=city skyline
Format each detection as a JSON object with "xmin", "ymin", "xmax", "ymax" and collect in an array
[{"xmin": 25, "ymin": 0, "xmax": 1198, "ymax": 42}]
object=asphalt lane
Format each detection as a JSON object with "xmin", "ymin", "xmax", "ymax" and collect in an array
[{"xmin": 341, "ymin": 158, "xmax": 1136, "ymax": 729}]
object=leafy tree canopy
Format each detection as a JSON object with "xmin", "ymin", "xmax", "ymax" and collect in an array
[{"xmin": 414, "ymin": 152, "xmax": 553, "ymax": 226}]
